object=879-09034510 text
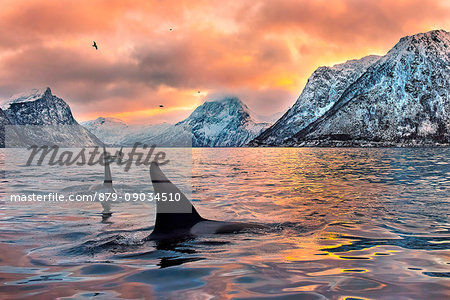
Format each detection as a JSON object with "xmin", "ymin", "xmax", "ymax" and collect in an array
[{"xmin": 96, "ymin": 192, "xmax": 181, "ymax": 202}]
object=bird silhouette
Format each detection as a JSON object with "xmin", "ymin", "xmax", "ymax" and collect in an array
[
  {"xmin": 159, "ymin": 105, "xmax": 164, "ymax": 108},
  {"xmin": 92, "ymin": 41, "xmax": 98, "ymax": 50}
]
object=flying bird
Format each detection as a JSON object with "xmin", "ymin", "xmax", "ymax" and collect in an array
[
  {"xmin": 170, "ymin": 28, "xmax": 173, "ymax": 31},
  {"xmin": 197, "ymin": 91, "xmax": 201, "ymax": 94},
  {"xmin": 159, "ymin": 105, "xmax": 164, "ymax": 108},
  {"xmin": 92, "ymin": 41, "xmax": 98, "ymax": 50}
]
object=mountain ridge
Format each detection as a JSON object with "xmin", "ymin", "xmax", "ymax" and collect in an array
[
  {"xmin": 4, "ymin": 29, "xmax": 449, "ymax": 147},
  {"xmin": 252, "ymin": 29, "xmax": 450, "ymax": 147}
]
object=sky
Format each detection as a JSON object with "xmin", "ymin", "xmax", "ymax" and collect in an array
[{"xmin": 0, "ymin": 0, "xmax": 449, "ymax": 124}]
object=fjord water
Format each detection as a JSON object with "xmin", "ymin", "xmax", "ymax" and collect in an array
[{"xmin": 0, "ymin": 148, "xmax": 449, "ymax": 299}]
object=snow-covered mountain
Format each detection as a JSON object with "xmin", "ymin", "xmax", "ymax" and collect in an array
[
  {"xmin": 82, "ymin": 117, "xmax": 172, "ymax": 146},
  {"xmin": 286, "ymin": 29, "xmax": 450, "ymax": 146},
  {"xmin": 1, "ymin": 87, "xmax": 102, "ymax": 147},
  {"xmin": 250, "ymin": 55, "xmax": 380, "ymax": 145},
  {"xmin": 252, "ymin": 29, "xmax": 450, "ymax": 146},
  {"xmin": 83, "ymin": 97, "xmax": 270, "ymax": 147},
  {"xmin": 176, "ymin": 97, "xmax": 269, "ymax": 147}
]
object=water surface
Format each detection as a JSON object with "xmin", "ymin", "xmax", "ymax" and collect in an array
[{"xmin": 0, "ymin": 148, "xmax": 449, "ymax": 299}]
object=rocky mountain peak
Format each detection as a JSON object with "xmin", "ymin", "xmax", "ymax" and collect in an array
[
  {"xmin": 398, "ymin": 29, "xmax": 449, "ymax": 48},
  {"xmin": 1, "ymin": 87, "xmax": 102, "ymax": 147},
  {"xmin": 187, "ymin": 97, "xmax": 251, "ymax": 122},
  {"xmin": 1, "ymin": 87, "xmax": 76, "ymax": 126},
  {"xmin": 176, "ymin": 96, "xmax": 268, "ymax": 147},
  {"xmin": 384, "ymin": 29, "xmax": 450, "ymax": 63},
  {"xmin": 84, "ymin": 117, "xmax": 127, "ymax": 127}
]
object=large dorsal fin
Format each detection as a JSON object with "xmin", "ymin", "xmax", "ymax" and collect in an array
[
  {"xmin": 102, "ymin": 146, "xmax": 113, "ymax": 187},
  {"xmin": 150, "ymin": 162, "xmax": 205, "ymax": 234}
]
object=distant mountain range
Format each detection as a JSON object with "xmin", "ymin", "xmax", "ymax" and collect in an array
[
  {"xmin": 83, "ymin": 97, "xmax": 270, "ymax": 147},
  {"xmin": 1, "ymin": 30, "xmax": 449, "ymax": 147}
]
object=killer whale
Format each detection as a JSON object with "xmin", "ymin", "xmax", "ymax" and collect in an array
[{"xmin": 148, "ymin": 162, "xmax": 265, "ymax": 240}]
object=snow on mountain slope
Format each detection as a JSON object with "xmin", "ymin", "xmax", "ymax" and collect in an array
[
  {"xmin": 288, "ymin": 29, "xmax": 450, "ymax": 146},
  {"xmin": 251, "ymin": 55, "xmax": 380, "ymax": 145},
  {"xmin": 1, "ymin": 87, "xmax": 102, "ymax": 147},
  {"xmin": 82, "ymin": 117, "xmax": 172, "ymax": 146}
]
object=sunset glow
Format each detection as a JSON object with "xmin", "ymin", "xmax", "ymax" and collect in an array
[{"xmin": 0, "ymin": 0, "xmax": 448, "ymax": 124}]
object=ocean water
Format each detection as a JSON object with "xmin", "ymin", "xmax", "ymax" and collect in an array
[{"xmin": 0, "ymin": 148, "xmax": 449, "ymax": 299}]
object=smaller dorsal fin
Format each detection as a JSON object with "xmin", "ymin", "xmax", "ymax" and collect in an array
[
  {"xmin": 103, "ymin": 146, "xmax": 113, "ymax": 186},
  {"xmin": 150, "ymin": 162, "xmax": 205, "ymax": 234}
]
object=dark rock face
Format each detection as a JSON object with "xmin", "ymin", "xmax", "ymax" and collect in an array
[
  {"xmin": 0, "ymin": 108, "xmax": 12, "ymax": 147},
  {"xmin": 252, "ymin": 30, "xmax": 450, "ymax": 147}
]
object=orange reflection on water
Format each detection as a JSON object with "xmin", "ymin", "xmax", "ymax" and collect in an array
[{"xmin": 0, "ymin": 148, "xmax": 449, "ymax": 299}]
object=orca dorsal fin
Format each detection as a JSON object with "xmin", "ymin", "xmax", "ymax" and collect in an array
[
  {"xmin": 103, "ymin": 146, "xmax": 113, "ymax": 186},
  {"xmin": 150, "ymin": 162, "xmax": 205, "ymax": 235}
]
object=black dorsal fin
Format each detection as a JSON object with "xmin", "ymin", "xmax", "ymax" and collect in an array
[{"xmin": 150, "ymin": 162, "xmax": 205, "ymax": 234}]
